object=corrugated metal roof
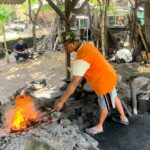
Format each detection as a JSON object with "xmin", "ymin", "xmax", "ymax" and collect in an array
[{"xmin": 0, "ymin": 0, "xmax": 26, "ymax": 4}]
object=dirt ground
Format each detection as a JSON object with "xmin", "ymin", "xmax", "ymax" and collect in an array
[
  {"xmin": 0, "ymin": 52, "xmax": 149, "ymax": 103},
  {"xmin": 0, "ymin": 52, "xmax": 66, "ymax": 104},
  {"xmin": 0, "ymin": 51, "xmax": 150, "ymax": 150}
]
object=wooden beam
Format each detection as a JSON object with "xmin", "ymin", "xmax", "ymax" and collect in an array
[{"xmin": 0, "ymin": 0, "xmax": 26, "ymax": 4}]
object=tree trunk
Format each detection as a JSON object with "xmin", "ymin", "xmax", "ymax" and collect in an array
[
  {"xmin": 2, "ymin": 27, "xmax": 9, "ymax": 63},
  {"xmin": 65, "ymin": 22, "xmax": 71, "ymax": 79},
  {"xmin": 101, "ymin": 0, "xmax": 107, "ymax": 57},
  {"xmin": 128, "ymin": 0, "xmax": 138, "ymax": 49},
  {"xmin": 32, "ymin": 24, "xmax": 37, "ymax": 52},
  {"xmin": 132, "ymin": 40, "xmax": 143, "ymax": 60},
  {"xmin": 105, "ymin": 20, "xmax": 108, "ymax": 53},
  {"xmin": 28, "ymin": 0, "xmax": 31, "ymax": 24},
  {"xmin": 28, "ymin": 0, "xmax": 42, "ymax": 51},
  {"xmin": 144, "ymin": 2, "xmax": 150, "ymax": 52},
  {"xmin": 46, "ymin": 0, "xmax": 89, "ymax": 79}
]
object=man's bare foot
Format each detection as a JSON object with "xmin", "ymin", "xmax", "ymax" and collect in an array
[
  {"xmin": 95, "ymin": 125, "xmax": 103, "ymax": 131},
  {"xmin": 85, "ymin": 126, "xmax": 104, "ymax": 135}
]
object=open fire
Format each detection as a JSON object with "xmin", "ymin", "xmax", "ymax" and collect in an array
[{"xmin": 5, "ymin": 94, "xmax": 40, "ymax": 132}]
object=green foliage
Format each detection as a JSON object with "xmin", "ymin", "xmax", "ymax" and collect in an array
[
  {"xmin": 31, "ymin": 0, "xmax": 39, "ymax": 4},
  {"xmin": 20, "ymin": 0, "xmax": 29, "ymax": 14},
  {"xmin": 20, "ymin": 0, "xmax": 39, "ymax": 14},
  {"xmin": 0, "ymin": 5, "xmax": 11, "ymax": 11},
  {"xmin": 90, "ymin": 0, "xmax": 115, "ymax": 15},
  {"xmin": 41, "ymin": 4, "xmax": 52, "ymax": 11},
  {"xmin": 108, "ymin": 1, "xmax": 115, "ymax": 11},
  {"xmin": 21, "ymin": 0, "xmax": 52, "ymax": 14},
  {"xmin": 90, "ymin": 0, "xmax": 99, "ymax": 4},
  {"xmin": 20, "ymin": 0, "xmax": 41, "ymax": 13},
  {"xmin": 59, "ymin": 5, "xmax": 65, "ymax": 12},
  {"xmin": 0, "ymin": 11, "xmax": 14, "ymax": 28}
]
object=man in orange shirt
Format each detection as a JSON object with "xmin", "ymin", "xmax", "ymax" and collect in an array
[{"xmin": 54, "ymin": 31, "xmax": 129, "ymax": 135}]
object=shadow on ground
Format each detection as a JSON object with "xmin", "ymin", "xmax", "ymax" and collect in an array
[{"xmin": 93, "ymin": 115, "xmax": 150, "ymax": 150}]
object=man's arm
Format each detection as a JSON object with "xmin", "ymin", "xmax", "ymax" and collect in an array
[
  {"xmin": 24, "ymin": 43, "xmax": 29, "ymax": 50},
  {"xmin": 14, "ymin": 50, "xmax": 24, "ymax": 54},
  {"xmin": 14, "ymin": 44, "xmax": 23, "ymax": 54},
  {"xmin": 54, "ymin": 59, "xmax": 90, "ymax": 112},
  {"xmin": 54, "ymin": 76, "xmax": 82, "ymax": 112}
]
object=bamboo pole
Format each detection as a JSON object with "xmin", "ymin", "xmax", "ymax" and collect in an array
[
  {"xmin": 138, "ymin": 23, "xmax": 149, "ymax": 53},
  {"xmin": 2, "ymin": 27, "xmax": 9, "ymax": 63}
]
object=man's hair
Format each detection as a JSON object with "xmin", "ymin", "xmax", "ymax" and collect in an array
[
  {"xmin": 18, "ymin": 38, "xmax": 24, "ymax": 41},
  {"xmin": 61, "ymin": 30, "xmax": 79, "ymax": 43}
]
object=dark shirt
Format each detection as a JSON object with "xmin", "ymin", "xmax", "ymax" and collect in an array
[{"xmin": 14, "ymin": 43, "xmax": 28, "ymax": 52}]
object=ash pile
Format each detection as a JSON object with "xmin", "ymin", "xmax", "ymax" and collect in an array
[
  {"xmin": 1, "ymin": 120, "xmax": 98, "ymax": 150},
  {"xmin": 0, "ymin": 75, "xmax": 149, "ymax": 150},
  {"xmin": 0, "ymin": 79, "xmax": 99, "ymax": 150}
]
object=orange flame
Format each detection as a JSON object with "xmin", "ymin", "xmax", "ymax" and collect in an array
[{"xmin": 5, "ymin": 94, "xmax": 39, "ymax": 131}]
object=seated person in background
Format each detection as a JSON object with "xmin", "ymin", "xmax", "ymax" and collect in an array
[{"xmin": 13, "ymin": 38, "xmax": 32, "ymax": 62}]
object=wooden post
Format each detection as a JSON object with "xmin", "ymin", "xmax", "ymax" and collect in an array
[
  {"xmin": 144, "ymin": 2, "xmax": 150, "ymax": 52},
  {"xmin": 65, "ymin": 51, "xmax": 71, "ymax": 79}
]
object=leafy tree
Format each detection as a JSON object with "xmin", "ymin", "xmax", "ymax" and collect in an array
[
  {"xmin": 27, "ymin": 0, "xmax": 43, "ymax": 51},
  {"xmin": 0, "ymin": 11, "xmax": 13, "ymax": 63},
  {"xmin": 18, "ymin": 0, "xmax": 43, "ymax": 51},
  {"xmin": 46, "ymin": 0, "xmax": 89, "ymax": 79},
  {"xmin": 90, "ymin": 0, "xmax": 112, "ymax": 57},
  {"xmin": 98, "ymin": 0, "xmax": 110, "ymax": 57}
]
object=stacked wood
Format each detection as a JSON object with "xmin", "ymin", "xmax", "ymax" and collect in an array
[
  {"xmin": 129, "ymin": 0, "xmax": 150, "ymax": 61},
  {"xmin": 91, "ymin": 14, "xmax": 118, "ymax": 53},
  {"xmin": 144, "ymin": 2, "xmax": 150, "ymax": 52},
  {"xmin": 36, "ymin": 17, "xmax": 62, "ymax": 53}
]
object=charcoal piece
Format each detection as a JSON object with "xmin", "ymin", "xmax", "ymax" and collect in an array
[
  {"xmin": 30, "ymin": 79, "xmax": 46, "ymax": 88},
  {"xmin": 60, "ymin": 83, "xmax": 68, "ymax": 91},
  {"xmin": 62, "ymin": 79, "xmax": 71, "ymax": 84}
]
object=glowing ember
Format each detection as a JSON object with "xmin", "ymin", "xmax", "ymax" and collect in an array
[{"xmin": 5, "ymin": 94, "xmax": 40, "ymax": 131}]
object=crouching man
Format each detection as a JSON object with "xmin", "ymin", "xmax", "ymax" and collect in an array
[
  {"xmin": 54, "ymin": 31, "xmax": 129, "ymax": 135},
  {"xmin": 13, "ymin": 38, "xmax": 32, "ymax": 62}
]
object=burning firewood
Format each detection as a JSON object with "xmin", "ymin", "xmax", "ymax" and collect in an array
[{"xmin": 2, "ymin": 93, "xmax": 53, "ymax": 134}]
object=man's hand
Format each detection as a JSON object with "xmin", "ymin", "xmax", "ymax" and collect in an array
[
  {"xmin": 54, "ymin": 76, "xmax": 82, "ymax": 112},
  {"xmin": 17, "ymin": 51, "xmax": 24, "ymax": 54},
  {"xmin": 54, "ymin": 100, "xmax": 64, "ymax": 112}
]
